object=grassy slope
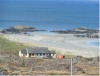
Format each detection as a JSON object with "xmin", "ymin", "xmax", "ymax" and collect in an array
[{"xmin": 0, "ymin": 36, "xmax": 26, "ymax": 54}]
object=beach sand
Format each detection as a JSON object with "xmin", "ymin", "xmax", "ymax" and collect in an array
[{"xmin": 3, "ymin": 33, "xmax": 99, "ymax": 58}]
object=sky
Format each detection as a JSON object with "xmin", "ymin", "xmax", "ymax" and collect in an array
[{"xmin": 0, "ymin": 0, "xmax": 98, "ymax": 1}]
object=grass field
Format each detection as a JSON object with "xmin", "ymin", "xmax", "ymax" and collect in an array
[{"xmin": 0, "ymin": 35, "xmax": 27, "ymax": 54}]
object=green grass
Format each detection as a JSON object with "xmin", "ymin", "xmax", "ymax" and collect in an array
[
  {"xmin": 55, "ymin": 50, "xmax": 76, "ymax": 58},
  {"xmin": 0, "ymin": 36, "xmax": 27, "ymax": 54},
  {"xmin": 64, "ymin": 54, "xmax": 76, "ymax": 58}
]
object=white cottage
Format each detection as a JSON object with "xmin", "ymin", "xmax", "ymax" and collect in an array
[{"xmin": 19, "ymin": 47, "xmax": 56, "ymax": 58}]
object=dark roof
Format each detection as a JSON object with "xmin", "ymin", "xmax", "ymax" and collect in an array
[
  {"xmin": 21, "ymin": 47, "xmax": 55, "ymax": 54},
  {"xmin": 21, "ymin": 49, "xmax": 27, "ymax": 54}
]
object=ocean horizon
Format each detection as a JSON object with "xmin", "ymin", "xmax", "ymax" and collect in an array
[{"xmin": 0, "ymin": 0, "xmax": 99, "ymax": 31}]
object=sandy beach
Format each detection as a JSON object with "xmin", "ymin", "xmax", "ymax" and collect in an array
[{"xmin": 3, "ymin": 33, "xmax": 99, "ymax": 58}]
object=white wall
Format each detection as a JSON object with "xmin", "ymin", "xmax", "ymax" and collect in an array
[{"xmin": 19, "ymin": 50, "xmax": 23, "ymax": 57}]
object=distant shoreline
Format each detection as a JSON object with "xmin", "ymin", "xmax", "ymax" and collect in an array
[{"xmin": 0, "ymin": 26, "xmax": 99, "ymax": 39}]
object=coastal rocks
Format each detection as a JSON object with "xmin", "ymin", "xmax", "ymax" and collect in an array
[
  {"xmin": 50, "ymin": 27, "xmax": 99, "ymax": 38},
  {"xmin": 1, "ymin": 25, "xmax": 47, "ymax": 34},
  {"xmin": 2, "ymin": 27, "xmax": 20, "ymax": 34},
  {"xmin": 51, "ymin": 27, "xmax": 99, "ymax": 34}
]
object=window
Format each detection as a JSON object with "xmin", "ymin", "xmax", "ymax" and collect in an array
[
  {"xmin": 43, "ymin": 53, "xmax": 45, "ymax": 56},
  {"xmin": 32, "ymin": 54, "xmax": 34, "ymax": 55},
  {"xmin": 36, "ymin": 54, "xmax": 38, "ymax": 56}
]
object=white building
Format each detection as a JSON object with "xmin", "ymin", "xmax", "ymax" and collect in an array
[{"xmin": 19, "ymin": 47, "xmax": 56, "ymax": 58}]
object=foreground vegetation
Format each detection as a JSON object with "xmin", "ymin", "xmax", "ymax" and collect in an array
[
  {"xmin": 0, "ymin": 36, "xmax": 26, "ymax": 54},
  {"xmin": 0, "ymin": 56, "xmax": 99, "ymax": 75}
]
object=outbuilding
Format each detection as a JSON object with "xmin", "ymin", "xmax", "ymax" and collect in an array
[{"xmin": 57, "ymin": 55, "xmax": 65, "ymax": 59}]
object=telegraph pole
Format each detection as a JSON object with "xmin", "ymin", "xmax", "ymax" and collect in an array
[
  {"xmin": 0, "ymin": 44, "xmax": 1, "ymax": 51},
  {"xmin": 0, "ymin": 44, "xmax": 1, "ymax": 55},
  {"xmin": 71, "ymin": 58, "xmax": 73, "ymax": 76}
]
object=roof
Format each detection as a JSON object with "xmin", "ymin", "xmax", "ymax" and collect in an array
[
  {"xmin": 21, "ymin": 49, "xmax": 27, "ymax": 54},
  {"xmin": 21, "ymin": 47, "xmax": 55, "ymax": 54}
]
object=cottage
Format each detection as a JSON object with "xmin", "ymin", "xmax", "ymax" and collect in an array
[{"xmin": 19, "ymin": 47, "xmax": 56, "ymax": 58}]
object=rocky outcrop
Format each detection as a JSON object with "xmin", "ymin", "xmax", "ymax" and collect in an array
[
  {"xmin": 50, "ymin": 27, "xmax": 99, "ymax": 34},
  {"xmin": 1, "ymin": 26, "xmax": 47, "ymax": 34}
]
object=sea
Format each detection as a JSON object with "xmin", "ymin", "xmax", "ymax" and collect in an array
[
  {"xmin": 91, "ymin": 41, "xmax": 99, "ymax": 46},
  {"xmin": 0, "ymin": 0, "xmax": 99, "ymax": 47},
  {"xmin": 87, "ymin": 41, "xmax": 99, "ymax": 47},
  {"xmin": 0, "ymin": 0, "xmax": 99, "ymax": 31}
]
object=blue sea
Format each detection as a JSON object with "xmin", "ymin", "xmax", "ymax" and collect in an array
[
  {"xmin": 0, "ymin": 0, "xmax": 99, "ymax": 31},
  {"xmin": 87, "ymin": 41, "xmax": 99, "ymax": 47},
  {"xmin": 91, "ymin": 42, "xmax": 99, "ymax": 46}
]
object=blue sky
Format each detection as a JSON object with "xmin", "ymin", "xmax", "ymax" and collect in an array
[{"xmin": 0, "ymin": 0, "xmax": 98, "ymax": 1}]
